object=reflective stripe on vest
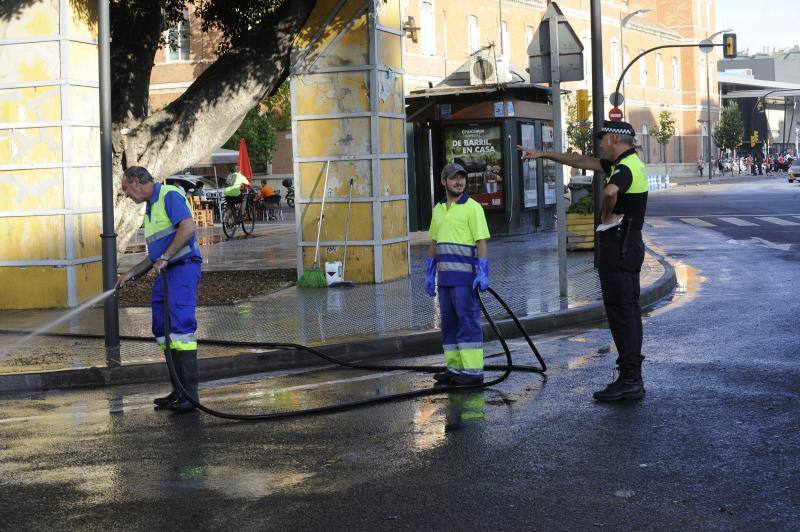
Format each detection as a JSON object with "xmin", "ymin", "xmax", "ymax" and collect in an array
[
  {"xmin": 607, "ymin": 152, "xmax": 648, "ymax": 194},
  {"xmin": 435, "ymin": 242, "xmax": 476, "ymax": 274}
]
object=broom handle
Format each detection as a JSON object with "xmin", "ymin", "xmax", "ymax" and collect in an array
[
  {"xmin": 313, "ymin": 160, "xmax": 330, "ymax": 265},
  {"xmin": 342, "ymin": 177, "xmax": 353, "ymax": 277}
]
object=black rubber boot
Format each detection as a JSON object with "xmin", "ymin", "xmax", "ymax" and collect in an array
[
  {"xmin": 168, "ymin": 350, "xmax": 199, "ymax": 413},
  {"xmin": 153, "ymin": 391, "xmax": 178, "ymax": 409},
  {"xmin": 593, "ymin": 367, "xmax": 645, "ymax": 402},
  {"xmin": 433, "ymin": 371, "xmax": 456, "ymax": 385},
  {"xmin": 154, "ymin": 353, "xmax": 184, "ymax": 409}
]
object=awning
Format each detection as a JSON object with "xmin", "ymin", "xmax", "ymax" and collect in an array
[{"xmin": 191, "ymin": 148, "xmax": 239, "ymax": 167}]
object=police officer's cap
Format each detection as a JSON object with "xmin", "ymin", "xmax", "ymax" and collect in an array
[
  {"xmin": 441, "ymin": 163, "xmax": 467, "ymax": 180},
  {"xmin": 595, "ymin": 120, "xmax": 636, "ymax": 139}
]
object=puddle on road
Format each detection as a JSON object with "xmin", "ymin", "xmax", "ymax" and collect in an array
[{"xmin": 646, "ymin": 260, "xmax": 705, "ymax": 318}]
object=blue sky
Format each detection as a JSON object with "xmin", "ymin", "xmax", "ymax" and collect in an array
[{"xmin": 716, "ymin": 0, "xmax": 798, "ymax": 54}]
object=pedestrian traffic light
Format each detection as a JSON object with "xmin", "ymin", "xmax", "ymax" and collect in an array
[
  {"xmin": 754, "ymin": 130, "xmax": 759, "ymax": 142},
  {"xmin": 750, "ymin": 135, "xmax": 755, "ymax": 148},
  {"xmin": 576, "ymin": 89, "xmax": 590, "ymax": 121},
  {"xmin": 723, "ymin": 33, "xmax": 737, "ymax": 59}
]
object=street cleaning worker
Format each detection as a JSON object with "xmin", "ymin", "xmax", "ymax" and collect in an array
[
  {"xmin": 225, "ymin": 165, "xmax": 251, "ymax": 216},
  {"xmin": 425, "ymin": 163, "xmax": 490, "ymax": 386},
  {"xmin": 116, "ymin": 166, "xmax": 203, "ymax": 412},
  {"xmin": 518, "ymin": 120, "xmax": 648, "ymax": 402}
]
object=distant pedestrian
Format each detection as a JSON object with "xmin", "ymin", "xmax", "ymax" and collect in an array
[
  {"xmin": 697, "ymin": 157, "xmax": 704, "ymax": 177},
  {"xmin": 518, "ymin": 120, "xmax": 648, "ymax": 402},
  {"xmin": 425, "ymin": 163, "xmax": 491, "ymax": 386},
  {"xmin": 746, "ymin": 154, "xmax": 754, "ymax": 175}
]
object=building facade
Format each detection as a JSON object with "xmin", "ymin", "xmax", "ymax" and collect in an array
[
  {"xmin": 149, "ymin": 0, "xmax": 720, "ymax": 167},
  {"xmin": 401, "ymin": 0, "xmax": 719, "ymax": 165}
]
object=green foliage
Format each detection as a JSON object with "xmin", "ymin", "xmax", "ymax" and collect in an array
[
  {"xmin": 713, "ymin": 102, "xmax": 745, "ymax": 151},
  {"xmin": 567, "ymin": 194, "xmax": 594, "ymax": 214},
  {"xmin": 565, "ymin": 94, "xmax": 593, "ymax": 156},
  {"xmin": 224, "ymin": 107, "xmax": 276, "ymax": 169},
  {"xmin": 193, "ymin": 0, "xmax": 286, "ymax": 52},
  {"xmin": 223, "ymin": 80, "xmax": 292, "ymax": 169},
  {"xmin": 652, "ymin": 110, "xmax": 676, "ymax": 163},
  {"xmin": 653, "ymin": 110, "xmax": 676, "ymax": 146}
]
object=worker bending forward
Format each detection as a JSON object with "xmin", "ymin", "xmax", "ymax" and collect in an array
[
  {"xmin": 425, "ymin": 163, "xmax": 491, "ymax": 386},
  {"xmin": 117, "ymin": 166, "xmax": 203, "ymax": 412}
]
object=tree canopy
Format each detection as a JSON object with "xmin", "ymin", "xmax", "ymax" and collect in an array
[{"xmin": 713, "ymin": 102, "xmax": 745, "ymax": 154}]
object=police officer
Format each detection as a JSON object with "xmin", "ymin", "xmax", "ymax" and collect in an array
[
  {"xmin": 425, "ymin": 163, "xmax": 491, "ymax": 386},
  {"xmin": 517, "ymin": 120, "xmax": 648, "ymax": 401},
  {"xmin": 116, "ymin": 166, "xmax": 203, "ymax": 412}
]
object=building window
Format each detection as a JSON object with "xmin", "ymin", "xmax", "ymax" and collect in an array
[
  {"xmin": 525, "ymin": 26, "xmax": 534, "ymax": 50},
  {"xmin": 639, "ymin": 49, "xmax": 647, "ymax": 85},
  {"xmin": 500, "ymin": 21, "xmax": 510, "ymax": 62},
  {"xmin": 697, "ymin": 0, "xmax": 703, "ymax": 27},
  {"xmin": 468, "ymin": 15, "xmax": 480, "ymax": 54},
  {"xmin": 642, "ymin": 124, "xmax": 650, "ymax": 164},
  {"xmin": 623, "ymin": 46, "xmax": 631, "ymax": 83},
  {"xmin": 656, "ymin": 53, "xmax": 664, "ymax": 89},
  {"xmin": 166, "ymin": 11, "xmax": 189, "ymax": 62},
  {"xmin": 672, "ymin": 56, "xmax": 680, "ymax": 90},
  {"xmin": 610, "ymin": 39, "xmax": 620, "ymax": 80},
  {"xmin": 420, "ymin": 1, "xmax": 435, "ymax": 55}
]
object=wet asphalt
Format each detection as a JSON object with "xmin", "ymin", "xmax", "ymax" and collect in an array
[{"xmin": 1, "ymin": 178, "xmax": 799, "ymax": 530}]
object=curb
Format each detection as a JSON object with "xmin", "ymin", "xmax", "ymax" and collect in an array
[{"xmin": 0, "ymin": 251, "xmax": 677, "ymax": 393}]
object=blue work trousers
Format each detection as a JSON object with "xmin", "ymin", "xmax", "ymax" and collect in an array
[
  {"xmin": 439, "ymin": 285, "xmax": 484, "ymax": 377},
  {"xmin": 151, "ymin": 260, "xmax": 201, "ymax": 350}
]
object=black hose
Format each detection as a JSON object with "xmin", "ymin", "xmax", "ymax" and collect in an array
[{"xmin": 160, "ymin": 274, "xmax": 546, "ymax": 421}]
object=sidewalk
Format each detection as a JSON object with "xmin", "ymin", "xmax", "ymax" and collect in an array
[
  {"xmin": 663, "ymin": 171, "xmax": 784, "ymax": 187},
  {"xmin": 0, "ymin": 227, "xmax": 675, "ymax": 391}
]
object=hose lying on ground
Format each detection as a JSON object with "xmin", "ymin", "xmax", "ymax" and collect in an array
[{"xmin": 161, "ymin": 273, "xmax": 547, "ymax": 421}]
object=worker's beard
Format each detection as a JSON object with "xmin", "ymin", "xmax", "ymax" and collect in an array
[{"xmin": 445, "ymin": 183, "xmax": 465, "ymax": 198}]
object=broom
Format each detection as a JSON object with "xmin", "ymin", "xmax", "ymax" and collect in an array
[{"xmin": 297, "ymin": 160, "xmax": 330, "ymax": 288}]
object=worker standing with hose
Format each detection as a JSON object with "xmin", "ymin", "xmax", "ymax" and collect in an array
[
  {"xmin": 116, "ymin": 166, "xmax": 203, "ymax": 412},
  {"xmin": 425, "ymin": 163, "xmax": 491, "ymax": 386}
]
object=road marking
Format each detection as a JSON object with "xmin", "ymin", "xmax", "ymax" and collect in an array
[
  {"xmin": 726, "ymin": 237, "xmax": 792, "ymax": 251},
  {"xmin": 717, "ymin": 217, "xmax": 758, "ymax": 227},
  {"xmin": 755, "ymin": 216, "xmax": 800, "ymax": 226},
  {"xmin": 680, "ymin": 217, "xmax": 716, "ymax": 227}
]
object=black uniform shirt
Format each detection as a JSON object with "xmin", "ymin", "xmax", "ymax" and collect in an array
[{"xmin": 600, "ymin": 148, "xmax": 647, "ymax": 230}]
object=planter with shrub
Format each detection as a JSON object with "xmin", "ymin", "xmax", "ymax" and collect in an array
[{"xmin": 566, "ymin": 195, "xmax": 594, "ymax": 251}]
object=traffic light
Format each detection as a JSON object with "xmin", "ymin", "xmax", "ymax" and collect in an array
[
  {"xmin": 576, "ymin": 89, "xmax": 590, "ymax": 121},
  {"xmin": 754, "ymin": 130, "xmax": 759, "ymax": 143},
  {"xmin": 723, "ymin": 33, "xmax": 737, "ymax": 59},
  {"xmin": 750, "ymin": 135, "xmax": 755, "ymax": 148}
]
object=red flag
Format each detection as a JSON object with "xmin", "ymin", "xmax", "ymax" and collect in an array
[{"xmin": 237, "ymin": 138, "xmax": 253, "ymax": 183}]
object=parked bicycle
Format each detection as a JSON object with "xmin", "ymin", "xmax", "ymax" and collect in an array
[
  {"xmin": 222, "ymin": 191, "xmax": 255, "ymax": 239},
  {"xmin": 282, "ymin": 178, "xmax": 295, "ymax": 208}
]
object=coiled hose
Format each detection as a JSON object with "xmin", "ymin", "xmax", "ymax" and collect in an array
[{"xmin": 161, "ymin": 274, "xmax": 546, "ymax": 421}]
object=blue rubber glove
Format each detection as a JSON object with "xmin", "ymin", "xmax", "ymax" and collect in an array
[
  {"xmin": 424, "ymin": 257, "xmax": 437, "ymax": 297},
  {"xmin": 472, "ymin": 257, "xmax": 489, "ymax": 292}
]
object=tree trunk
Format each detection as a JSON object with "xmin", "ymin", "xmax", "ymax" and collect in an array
[{"xmin": 110, "ymin": 0, "xmax": 317, "ymax": 256}]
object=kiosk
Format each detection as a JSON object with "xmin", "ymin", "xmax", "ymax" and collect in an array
[{"xmin": 406, "ymin": 62, "xmax": 557, "ymax": 236}]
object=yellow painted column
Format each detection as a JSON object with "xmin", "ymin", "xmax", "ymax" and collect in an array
[
  {"xmin": 0, "ymin": 0, "xmax": 102, "ymax": 309},
  {"xmin": 291, "ymin": 0, "xmax": 409, "ymax": 283}
]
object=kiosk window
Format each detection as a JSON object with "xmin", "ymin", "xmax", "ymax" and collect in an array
[
  {"xmin": 520, "ymin": 123, "xmax": 538, "ymax": 209},
  {"xmin": 442, "ymin": 124, "xmax": 504, "ymax": 210},
  {"xmin": 541, "ymin": 125, "xmax": 557, "ymax": 205}
]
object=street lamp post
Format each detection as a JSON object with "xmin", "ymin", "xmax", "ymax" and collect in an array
[
  {"xmin": 700, "ymin": 29, "xmax": 732, "ymax": 180},
  {"xmin": 619, "ymin": 8, "xmax": 651, "ymax": 118}
]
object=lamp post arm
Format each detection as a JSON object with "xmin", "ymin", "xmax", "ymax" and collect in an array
[{"xmin": 614, "ymin": 42, "xmax": 723, "ymax": 104}]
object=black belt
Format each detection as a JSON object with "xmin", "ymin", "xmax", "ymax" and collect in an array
[{"xmin": 167, "ymin": 257, "xmax": 201, "ymax": 268}]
